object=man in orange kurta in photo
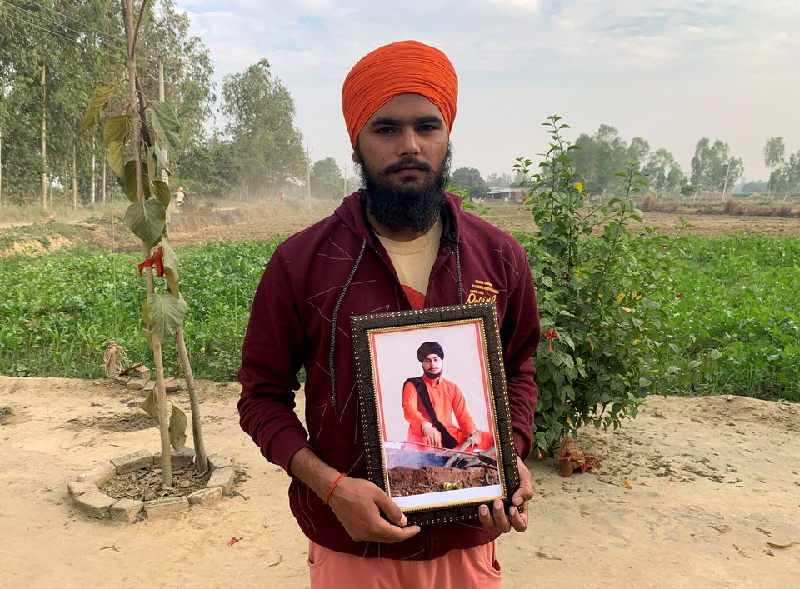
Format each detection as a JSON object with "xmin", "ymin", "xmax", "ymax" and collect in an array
[{"xmin": 402, "ymin": 341, "xmax": 493, "ymax": 451}]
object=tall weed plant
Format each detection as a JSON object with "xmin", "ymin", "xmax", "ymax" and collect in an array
[{"xmin": 515, "ymin": 116, "xmax": 679, "ymax": 455}]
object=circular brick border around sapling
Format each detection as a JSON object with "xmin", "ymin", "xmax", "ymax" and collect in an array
[{"xmin": 67, "ymin": 448, "xmax": 235, "ymax": 522}]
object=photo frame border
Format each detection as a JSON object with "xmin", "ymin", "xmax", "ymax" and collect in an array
[{"xmin": 350, "ymin": 302, "xmax": 520, "ymax": 526}]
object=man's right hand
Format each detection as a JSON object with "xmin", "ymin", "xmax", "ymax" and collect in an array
[
  {"xmin": 328, "ymin": 477, "xmax": 421, "ymax": 543},
  {"xmin": 422, "ymin": 422, "xmax": 442, "ymax": 448}
]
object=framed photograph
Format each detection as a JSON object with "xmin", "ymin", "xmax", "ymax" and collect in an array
[{"xmin": 350, "ymin": 302, "xmax": 520, "ymax": 526}]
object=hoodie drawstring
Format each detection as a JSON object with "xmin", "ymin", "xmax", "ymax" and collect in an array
[
  {"xmin": 455, "ymin": 243, "xmax": 463, "ymax": 305},
  {"xmin": 328, "ymin": 237, "xmax": 464, "ymax": 413},
  {"xmin": 330, "ymin": 237, "xmax": 367, "ymax": 413}
]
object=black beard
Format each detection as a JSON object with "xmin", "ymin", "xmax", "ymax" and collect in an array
[
  {"xmin": 356, "ymin": 143, "xmax": 452, "ymax": 234},
  {"xmin": 423, "ymin": 370, "xmax": 442, "ymax": 380}
]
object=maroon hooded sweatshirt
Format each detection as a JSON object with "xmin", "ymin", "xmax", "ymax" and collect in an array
[{"xmin": 238, "ymin": 191, "xmax": 540, "ymax": 560}]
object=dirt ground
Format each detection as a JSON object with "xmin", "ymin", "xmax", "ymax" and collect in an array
[
  {"xmin": 3, "ymin": 200, "xmax": 800, "ymax": 259},
  {"xmin": 0, "ymin": 377, "xmax": 798, "ymax": 588}
]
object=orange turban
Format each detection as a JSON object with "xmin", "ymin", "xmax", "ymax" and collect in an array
[{"xmin": 342, "ymin": 40, "xmax": 458, "ymax": 148}]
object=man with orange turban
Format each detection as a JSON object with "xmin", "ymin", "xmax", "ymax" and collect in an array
[{"xmin": 239, "ymin": 40, "xmax": 540, "ymax": 588}]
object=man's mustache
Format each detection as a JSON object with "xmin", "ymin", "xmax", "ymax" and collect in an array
[{"xmin": 383, "ymin": 158, "xmax": 433, "ymax": 174}]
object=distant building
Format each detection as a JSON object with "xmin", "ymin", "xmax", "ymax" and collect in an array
[{"xmin": 486, "ymin": 187, "xmax": 527, "ymax": 202}]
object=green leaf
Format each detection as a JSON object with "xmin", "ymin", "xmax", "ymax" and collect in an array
[
  {"xmin": 160, "ymin": 236, "xmax": 180, "ymax": 296},
  {"xmin": 150, "ymin": 102, "xmax": 181, "ymax": 151},
  {"xmin": 147, "ymin": 292, "xmax": 187, "ymax": 343},
  {"xmin": 81, "ymin": 85, "xmax": 115, "ymax": 130},
  {"xmin": 121, "ymin": 161, "xmax": 152, "ymax": 202},
  {"xmin": 103, "ymin": 116, "xmax": 131, "ymax": 178},
  {"xmin": 168, "ymin": 404, "xmax": 187, "ymax": 451},
  {"xmin": 152, "ymin": 180, "xmax": 171, "ymax": 208},
  {"xmin": 147, "ymin": 141, "xmax": 170, "ymax": 182},
  {"xmin": 125, "ymin": 200, "xmax": 166, "ymax": 246},
  {"xmin": 140, "ymin": 389, "xmax": 159, "ymax": 421}
]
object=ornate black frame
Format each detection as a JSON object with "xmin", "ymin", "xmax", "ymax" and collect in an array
[{"xmin": 350, "ymin": 302, "xmax": 520, "ymax": 526}]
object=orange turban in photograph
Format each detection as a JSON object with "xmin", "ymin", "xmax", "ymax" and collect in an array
[{"xmin": 342, "ymin": 40, "xmax": 458, "ymax": 148}]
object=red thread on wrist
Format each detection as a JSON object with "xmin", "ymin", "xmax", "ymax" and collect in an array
[{"xmin": 324, "ymin": 472, "xmax": 347, "ymax": 505}]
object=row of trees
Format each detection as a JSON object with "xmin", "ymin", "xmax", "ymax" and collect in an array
[
  {"xmin": 0, "ymin": 0, "xmax": 308, "ymax": 207},
  {"xmin": 450, "ymin": 126, "xmax": 798, "ymax": 201},
  {"xmin": 763, "ymin": 137, "xmax": 800, "ymax": 199}
]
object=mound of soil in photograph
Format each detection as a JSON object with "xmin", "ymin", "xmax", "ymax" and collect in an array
[{"xmin": 388, "ymin": 465, "xmax": 500, "ymax": 497}]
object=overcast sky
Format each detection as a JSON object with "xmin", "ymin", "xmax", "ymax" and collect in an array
[{"xmin": 176, "ymin": 0, "xmax": 800, "ymax": 183}]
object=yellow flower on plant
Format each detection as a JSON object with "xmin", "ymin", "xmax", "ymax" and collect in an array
[
  {"xmin": 621, "ymin": 306, "xmax": 632, "ymax": 313},
  {"xmin": 574, "ymin": 182, "xmax": 583, "ymax": 193},
  {"xmin": 616, "ymin": 293, "xmax": 626, "ymax": 303},
  {"xmin": 632, "ymin": 338, "xmax": 641, "ymax": 345}
]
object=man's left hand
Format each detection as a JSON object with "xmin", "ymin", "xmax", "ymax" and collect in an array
[{"xmin": 478, "ymin": 455, "xmax": 532, "ymax": 533}]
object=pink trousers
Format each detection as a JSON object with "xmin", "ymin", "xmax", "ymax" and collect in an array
[{"xmin": 308, "ymin": 540, "xmax": 502, "ymax": 589}]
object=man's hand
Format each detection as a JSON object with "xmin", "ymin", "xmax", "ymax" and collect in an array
[
  {"xmin": 478, "ymin": 455, "xmax": 532, "ymax": 533},
  {"xmin": 422, "ymin": 422, "xmax": 442, "ymax": 448},
  {"xmin": 469, "ymin": 430, "xmax": 482, "ymax": 448},
  {"xmin": 328, "ymin": 476, "xmax": 421, "ymax": 543}
]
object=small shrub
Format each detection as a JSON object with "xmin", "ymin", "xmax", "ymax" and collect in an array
[{"xmin": 514, "ymin": 116, "xmax": 679, "ymax": 455}]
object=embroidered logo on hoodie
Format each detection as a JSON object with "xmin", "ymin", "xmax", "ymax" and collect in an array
[{"xmin": 467, "ymin": 279, "xmax": 498, "ymax": 303}]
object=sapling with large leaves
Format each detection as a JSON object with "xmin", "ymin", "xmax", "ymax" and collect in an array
[{"xmin": 81, "ymin": 0, "xmax": 208, "ymax": 487}]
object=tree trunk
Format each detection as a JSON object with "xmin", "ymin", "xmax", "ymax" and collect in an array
[
  {"xmin": 102, "ymin": 149, "xmax": 107, "ymax": 203},
  {"xmin": 176, "ymin": 326, "xmax": 208, "ymax": 473},
  {"xmin": 123, "ymin": 0, "xmax": 172, "ymax": 487},
  {"xmin": 41, "ymin": 63, "xmax": 48, "ymax": 209},
  {"xmin": 720, "ymin": 160, "xmax": 731, "ymax": 203},
  {"xmin": 0, "ymin": 123, "xmax": 4, "ymax": 207},
  {"xmin": 72, "ymin": 144, "xmax": 78, "ymax": 211},
  {"xmin": 91, "ymin": 135, "xmax": 96, "ymax": 203}
]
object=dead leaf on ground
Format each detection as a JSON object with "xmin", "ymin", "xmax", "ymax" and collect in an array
[
  {"xmin": 556, "ymin": 435, "xmax": 601, "ymax": 477},
  {"xmin": 766, "ymin": 541, "xmax": 799, "ymax": 549},
  {"xmin": 536, "ymin": 550, "xmax": 563, "ymax": 561}
]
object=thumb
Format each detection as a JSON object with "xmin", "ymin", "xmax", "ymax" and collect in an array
[{"xmin": 374, "ymin": 490, "xmax": 407, "ymax": 527}]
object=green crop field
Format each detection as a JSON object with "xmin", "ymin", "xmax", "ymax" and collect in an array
[{"xmin": 1, "ymin": 234, "xmax": 798, "ymax": 401}]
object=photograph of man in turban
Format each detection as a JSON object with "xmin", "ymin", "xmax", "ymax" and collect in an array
[{"xmin": 402, "ymin": 341, "xmax": 493, "ymax": 452}]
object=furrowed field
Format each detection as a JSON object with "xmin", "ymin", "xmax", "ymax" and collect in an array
[{"xmin": 2, "ymin": 225, "xmax": 798, "ymax": 401}]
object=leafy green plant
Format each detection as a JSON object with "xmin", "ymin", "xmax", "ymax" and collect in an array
[
  {"xmin": 78, "ymin": 0, "xmax": 206, "ymax": 485},
  {"xmin": 515, "ymin": 116, "xmax": 678, "ymax": 456}
]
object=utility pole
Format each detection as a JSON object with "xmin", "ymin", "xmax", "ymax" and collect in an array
[
  {"xmin": 721, "ymin": 159, "xmax": 732, "ymax": 202},
  {"xmin": 305, "ymin": 144, "xmax": 311, "ymax": 211},
  {"xmin": 158, "ymin": 62, "xmax": 168, "ymax": 183}
]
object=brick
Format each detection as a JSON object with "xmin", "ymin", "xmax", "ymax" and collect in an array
[
  {"xmin": 141, "ymin": 380, "xmax": 156, "ymax": 393},
  {"xmin": 132, "ymin": 364, "xmax": 151, "ymax": 381},
  {"xmin": 144, "ymin": 496, "xmax": 190, "ymax": 518},
  {"xmin": 67, "ymin": 481, "xmax": 97, "ymax": 496},
  {"xmin": 74, "ymin": 490, "xmax": 115, "ymax": 518},
  {"xmin": 208, "ymin": 454, "xmax": 233, "ymax": 470},
  {"xmin": 112, "ymin": 449, "xmax": 153, "ymax": 474},
  {"xmin": 206, "ymin": 466, "xmax": 235, "ymax": 496},
  {"xmin": 152, "ymin": 446, "xmax": 196, "ymax": 469},
  {"xmin": 188, "ymin": 487, "xmax": 223, "ymax": 507},
  {"xmin": 163, "ymin": 377, "xmax": 180, "ymax": 393},
  {"xmin": 113, "ymin": 375, "xmax": 131, "ymax": 385},
  {"xmin": 76, "ymin": 463, "xmax": 118, "ymax": 486},
  {"xmin": 111, "ymin": 498, "xmax": 144, "ymax": 523},
  {"xmin": 127, "ymin": 378, "xmax": 147, "ymax": 391}
]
